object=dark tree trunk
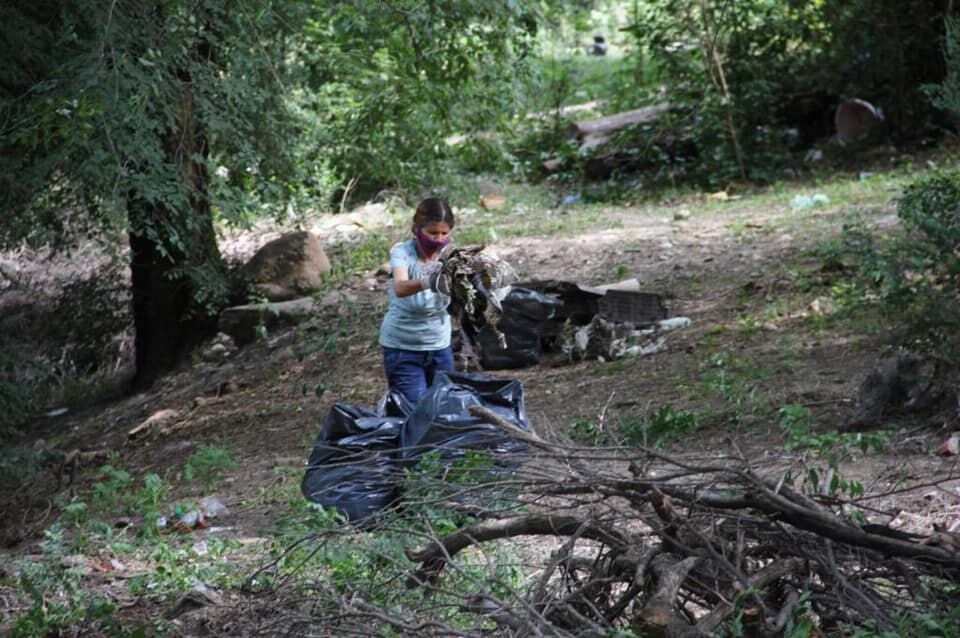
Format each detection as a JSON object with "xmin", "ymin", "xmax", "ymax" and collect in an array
[
  {"xmin": 127, "ymin": 206, "xmax": 221, "ymax": 391},
  {"xmin": 127, "ymin": 21, "xmax": 226, "ymax": 390}
]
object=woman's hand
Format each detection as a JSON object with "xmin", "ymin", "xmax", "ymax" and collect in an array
[{"xmin": 421, "ymin": 263, "xmax": 451, "ymax": 294}]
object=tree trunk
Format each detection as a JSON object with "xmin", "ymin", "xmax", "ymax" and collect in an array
[
  {"xmin": 565, "ymin": 103, "xmax": 671, "ymax": 139},
  {"xmin": 127, "ymin": 21, "xmax": 226, "ymax": 390},
  {"xmin": 127, "ymin": 205, "xmax": 221, "ymax": 391}
]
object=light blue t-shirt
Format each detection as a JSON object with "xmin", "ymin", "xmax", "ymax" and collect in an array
[{"xmin": 378, "ymin": 239, "xmax": 451, "ymax": 351}]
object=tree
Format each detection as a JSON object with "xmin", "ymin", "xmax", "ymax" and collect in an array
[
  {"xmin": 1, "ymin": 1, "xmax": 533, "ymax": 391},
  {"xmin": 621, "ymin": 0, "xmax": 949, "ymax": 185},
  {"xmin": 1, "ymin": 1, "xmax": 300, "ymax": 389}
]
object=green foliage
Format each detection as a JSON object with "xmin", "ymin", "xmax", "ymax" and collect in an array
[
  {"xmin": 0, "ymin": 338, "xmax": 45, "ymax": 439},
  {"xmin": 699, "ymin": 352, "xmax": 771, "ymax": 420},
  {"xmin": 262, "ymin": 468, "xmax": 525, "ymax": 632},
  {"xmin": 324, "ymin": 232, "xmax": 394, "ymax": 285},
  {"xmin": 10, "ymin": 525, "xmax": 148, "ymax": 637},
  {"xmin": 777, "ymin": 403, "xmax": 887, "ymax": 501},
  {"xmin": 44, "ymin": 271, "xmax": 130, "ymax": 376},
  {"xmin": 927, "ymin": 15, "xmax": 960, "ymax": 124},
  {"xmin": 292, "ymin": 1, "xmax": 536, "ymax": 200},
  {"xmin": 12, "ymin": 529, "xmax": 89, "ymax": 637},
  {"xmin": 844, "ymin": 171, "xmax": 960, "ymax": 365},
  {"xmin": 619, "ymin": 405, "xmax": 699, "ymax": 448},
  {"xmin": 850, "ymin": 607, "xmax": 960, "ymax": 638},
  {"xmin": 183, "ymin": 444, "xmax": 236, "ymax": 493},
  {"xmin": 569, "ymin": 418, "xmax": 607, "ymax": 444},
  {"xmin": 780, "ymin": 404, "xmax": 887, "ymax": 459}
]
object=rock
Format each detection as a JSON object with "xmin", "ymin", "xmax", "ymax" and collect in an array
[
  {"xmin": 242, "ymin": 231, "xmax": 331, "ymax": 301},
  {"xmin": 201, "ymin": 343, "xmax": 229, "ymax": 363},
  {"xmin": 164, "ymin": 583, "xmax": 223, "ymax": 620},
  {"xmin": 938, "ymin": 432, "xmax": 960, "ymax": 456},
  {"xmin": 673, "ymin": 208, "xmax": 691, "ymax": 221},
  {"xmin": 218, "ymin": 297, "xmax": 316, "ymax": 345},
  {"xmin": 844, "ymin": 351, "xmax": 927, "ymax": 431}
]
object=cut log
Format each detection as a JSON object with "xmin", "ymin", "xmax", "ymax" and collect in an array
[
  {"xmin": 526, "ymin": 100, "xmax": 605, "ymax": 121},
  {"xmin": 579, "ymin": 133, "xmax": 612, "ymax": 154},
  {"xmin": 541, "ymin": 157, "xmax": 566, "ymax": 173},
  {"xmin": 566, "ymin": 103, "xmax": 671, "ymax": 140}
]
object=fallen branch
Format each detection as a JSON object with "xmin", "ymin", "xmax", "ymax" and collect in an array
[
  {"xmin": 566, "ymin": 103, "xmax": 672, "ymax": 140},
  {"xmin": 406, "ymin": 514, "xmax": 630, "ymax": 587}
]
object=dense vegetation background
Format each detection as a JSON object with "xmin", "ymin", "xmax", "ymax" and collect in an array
[{"xmin": 1, "ymin": 0, "xmax": 955, "ymax": 399}]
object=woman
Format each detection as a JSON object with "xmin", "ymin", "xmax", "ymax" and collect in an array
[{"xmin": 378, "ymin": 197, "xmax": 456, "ymax": 404}]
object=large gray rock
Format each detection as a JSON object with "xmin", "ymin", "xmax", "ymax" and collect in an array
[
  {"xmin": 218, "ymin": 297, "xmax": 316, "ymax": 345},
  {"xmin": 243, "ymin": 231, "xmax": 331, "ymax": 301}
]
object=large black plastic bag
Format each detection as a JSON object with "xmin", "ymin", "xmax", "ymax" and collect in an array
[
  {"xmin": 301, "ymin": 372, "xmax": 530, "ymax": 521},
  {"xmin": 300, "ymin": 403, "xmax": 406, "ymax": 521},
  {"xmin": 400, "ymin": 371, "xmax": 530, "ymax": 461},
  {"xmin": 478, "ymin": 287, "xmax": 562, "ymax": 370}
]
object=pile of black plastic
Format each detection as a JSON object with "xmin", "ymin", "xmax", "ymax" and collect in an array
[{"xmin": 300, "ymin": 371, "xmax": 531, "ymax": 521}]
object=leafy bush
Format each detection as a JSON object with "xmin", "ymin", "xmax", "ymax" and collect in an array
[
  {"xmin": 184, "ymin": 445, "xmax": 236, "ymax": 493},
  {"xmin": 926, "ymin": 15, "xmax": 960, "ymax": 125},
  {"xmin": 849, "ymin": 171, "xmax": 960, "ymax": 366},
  {"xmin": 619, "ymin": 405, "xmax": 698, "ymax": 448},
  {"xmin": 0, "ymin": 339, "xmax": 44, "ymax": 439},
  {"xmin": 43, "ymin": 271, "xmax": 131, "ymax": 376}
]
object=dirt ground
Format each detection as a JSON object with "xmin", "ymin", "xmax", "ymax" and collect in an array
[{"xmin": 3, "ymin": 174, "xmax": 959, "ymax": 633}]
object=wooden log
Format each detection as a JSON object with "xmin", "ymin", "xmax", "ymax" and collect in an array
[
  {"xmin": 566, "ymin": 102, "xmax": 671, "ymax": 140},
  {"xmin": 579, "ymin": 132, "xmax": 612, "ymax": 153},
  {"xmin": 631, "ymin": 554, "xmax": 700, "ymax": 638},
  {"xmin": 541, "ymin": 156, "xmax": 566, "ymax": 173},
  {"xmin": 526, "ymin": 99, "xmax": 605, "ymax": 121}
]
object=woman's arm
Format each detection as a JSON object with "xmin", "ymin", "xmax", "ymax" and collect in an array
[{"xmin": 392, "ymin": 264, "xmax": 426, "ymax": 298}]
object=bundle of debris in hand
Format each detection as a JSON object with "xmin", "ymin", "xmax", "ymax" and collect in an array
[{"xmin": 437, "ymin": 245, "xmax": 689, "ymax": 370}]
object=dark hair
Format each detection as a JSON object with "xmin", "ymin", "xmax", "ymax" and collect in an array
[{"xmin": 413, "ymin": 197, "xmax": 455, "ymax": 229}]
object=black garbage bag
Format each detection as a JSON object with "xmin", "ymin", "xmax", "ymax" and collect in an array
[
  {"xmin": 301, "ymin": 372, "xmax": 530, "ymax": 521},
  {"xmin": 400, "ymin": 371, "xmax": 529, "ymax": 461},
  {"xmin": 300, "ymin": 404, "xmax": 406, "ymax": 521},
  {"xmin": 477, "ymin": 287, "xmax": 562, "ymax": 370}
]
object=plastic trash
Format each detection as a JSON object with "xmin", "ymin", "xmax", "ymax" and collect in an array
[
  {"xmin": 476, "ymin": 287, "xmax": 562, "ymax": 370},
  {"xmin": 198, "ymin": 496, "xmax": 229, "ymax": 519},
  {"xmin": 400, "ymin": 371, "xmax": 529, "ymax": 461},
  {"xmin": 301, "ymin": 371, "xmax": 531, "ymax": 521},
  {"xmin": 300, "ymin": 406, "xmax": 407, "ymax": 522},
  {"xmin": 174, "ymin": 508, "xmax": 206, "ymax": 532},
  {"xmin": 657, "ymin": 316, "xmax": 692, "ymax": 332},
  {"xmin": 791, "ymin": 193, "xmax": 830, "ymax": 211},
  {"xmin": 624, "ymin": 336, "xmax": 668, "ymax": 357}
]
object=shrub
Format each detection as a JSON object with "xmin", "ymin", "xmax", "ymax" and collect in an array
[
  {"xmin": 184, "ymin": 445, "xmax": 237, "ymax": 493},
  {"xmin": 852, "ymin": 171, "xmax": 960, "ymax": 366},
  {"xmin": 619, "ymin": 405, "xmax": 698, "ymax": 448}
]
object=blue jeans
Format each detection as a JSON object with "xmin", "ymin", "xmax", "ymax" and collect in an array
[{"xmin": 383, "ymin": 346, "xmax": 454, "ymax": 405}]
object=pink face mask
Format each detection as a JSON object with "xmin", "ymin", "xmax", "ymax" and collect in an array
[{"xmin": 414, "ymin": 225, "xmax": 450, "ymax": 257}]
